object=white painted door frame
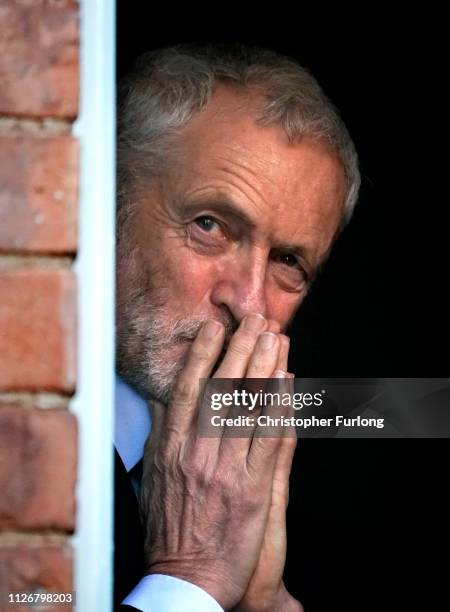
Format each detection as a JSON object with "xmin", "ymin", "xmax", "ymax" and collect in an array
[{"xmin": 72, "ymin": 0, "xmax": 116, "ymax": 609}]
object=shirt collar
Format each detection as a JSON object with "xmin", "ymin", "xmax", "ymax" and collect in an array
[{"xmin": 115, "ymin": 375, "xmax": 152, "ymax": 472}]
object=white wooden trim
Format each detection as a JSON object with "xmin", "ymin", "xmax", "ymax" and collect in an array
[{"xmin": 72, "ymin": 0, "xmax": 116, "ymax": 609}]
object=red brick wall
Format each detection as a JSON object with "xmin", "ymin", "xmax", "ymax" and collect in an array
[{"xmin": 0, "ymin": 2, "xmax": 79, "ymax": 608}]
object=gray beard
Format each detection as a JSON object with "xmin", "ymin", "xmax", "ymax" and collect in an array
[{"xmin": 116, "ymin": 300, "xmax": 236, "ymax": 404}]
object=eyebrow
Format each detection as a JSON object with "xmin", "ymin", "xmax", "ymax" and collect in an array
[
  {"xmin": 180, "ymin": 196, "xmax": 258, "ymax": 231},
  {"xmin": 180, "ymin": 193, "xmax": 319, "ymax": 278}
]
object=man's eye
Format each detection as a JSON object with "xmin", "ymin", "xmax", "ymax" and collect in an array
[
  {"xmin": 273, "ymin": 252, "xmax": 300, "ymax": 268},
  {"xmin": 195, "ymin": 216, "xmax": 218, "ymax": 232},
  {"xmin": 278, "ymin": 253, "xmax": 298, "ymax": 268},
  {"xmin": 271, "ymin": 250, "xmax": 309, "ymax": 292},
  {"xmin": 187, "ymin": 215, "xmax": 228, "ymax": 250}
]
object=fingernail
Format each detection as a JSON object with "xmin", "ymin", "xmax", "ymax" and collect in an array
[
  {"xmin": 258, "ymin": 332, "xmax": 277, "ymax": 349},
  {"xmin": 274, "ymin": 369, "xmax": 287, "ymax": 378},
  {"xmin": 202, "ymin": 319, "xmax": 222, "ymax": 339},
  {"xmin": 242, "ymin": 313, "xmax": 266, "ymax": 332}
]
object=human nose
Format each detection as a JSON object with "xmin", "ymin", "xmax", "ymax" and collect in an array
[{"xmin": 209, "ymin": 254, "xmax": 268, "ymax": 323}]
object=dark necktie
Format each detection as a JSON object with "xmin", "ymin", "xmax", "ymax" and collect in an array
[
  {"xmin": 114, "ymin": 450, "xmax": 145, "ymax": 609},
  {"xmin": 129, "ymin": 458, "xmax": 143, "ymax": 497}
]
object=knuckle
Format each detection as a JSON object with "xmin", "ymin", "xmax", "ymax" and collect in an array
[
  {"xmin": 236, "ymin": 489, "xmax": 261, "ymax": 515},
  {"xmin": 190, "ymin": 343, "xmax": 214, "ymax": 363},
  {"xmin": 184, "ymin": 450, "xmax": 208, "ymax": 480},
  {"xmin": 212, "ymin": 467, "xmax": 232, "ymax": 491},
  {"xmin": 158, "ymin": 436, "xmax": 179, "ymax": 467},
  {"xmin": 282, "ymin": 435, "xmax": 297, "ymax": 450},
  {"xmin": 228, "ymin": 331, "xmax": 257, "ymax": 358},
  {"xmin": 177, "ymin": 441, "xmax": 214, "ymax": 486},
  {"xmin": 248, "ymin": 358, "xmax": 267, "ymax": 375},
  {"xmin": 171, "ymin": 377, "xmax": 197, "ymax": 407},
  {"xmin": 287, "ymin": 435, "xmax": 298, "ymax": 449},
  {"xmin": 179, "ymin": 458, "xmax": 211, "ymax": 494}
]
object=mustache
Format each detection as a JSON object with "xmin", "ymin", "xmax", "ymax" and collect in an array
[{"xmin": 170, "ymin": 313, "xmax": 237, "ymax": 346}]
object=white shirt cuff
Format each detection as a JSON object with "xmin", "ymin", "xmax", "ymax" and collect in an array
[{"xmin": 122, "ymin": 574, "xmax": 224, "ymax": 611}]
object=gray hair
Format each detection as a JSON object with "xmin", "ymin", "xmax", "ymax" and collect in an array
[{"xmin": 117, "ymin": 45, "xmax": 360, "ymax": 244}]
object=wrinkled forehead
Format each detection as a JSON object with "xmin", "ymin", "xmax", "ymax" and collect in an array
[
  {"xmin": 176, "ymin": 88, "xmax": 344, "ymax": 190},
  {"xmin": 169, "ymin": 88, "xmax": 347, "ymax": 248}
]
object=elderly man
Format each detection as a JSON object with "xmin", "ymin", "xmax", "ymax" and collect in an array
[{"xmin": 114, "ymin": 45, "xmax": 360, "ymax": 611}]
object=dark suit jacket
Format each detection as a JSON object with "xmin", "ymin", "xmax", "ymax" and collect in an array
[{"xmin": 114, "ymin": 449, "xmax": 145, "ymax": 611}]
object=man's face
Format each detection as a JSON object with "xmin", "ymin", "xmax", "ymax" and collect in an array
[{"xmin": 116, "ymin": 88, "xmax": 346, "ymax": 400}]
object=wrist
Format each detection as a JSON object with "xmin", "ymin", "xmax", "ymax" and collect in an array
[{"xmin": 146, "ymin": 560, "xmax": 244, "ymax": 610}]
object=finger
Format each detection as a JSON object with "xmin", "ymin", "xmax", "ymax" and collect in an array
[
  {"xmin": 246, "ymin": 371, "xmax": 290, "ymax": 474},
  {"xmin": 272, "ymin": 434, "xmax": 297, "ymax": 507},
  {"xmin": 226, "ymin": 332, "xmax": 281, "ymax": 434},
  {"xmin": 214, "ymin": 314, "xmax": 267, "ymax": 379},
  {"xmin": 166, "ymin": 319, "xmax": 225, "ymax": 437},
  {"xmin": 217, "ymin": 332, "xmax": 280, "ymax": 460},
  {"xmin": 276, "ymin": 373, "xmax": 297, "ymax": 494},
  {"xmin": 244, "ymin": 334, "xmax": 288, "ymax": 447},
  {"xmin": 209, "ymin": 314, "xmax": 267, "ymax": 444},
  {"xmin": 274, "ymin": 335, "xmax": 290, "ymax": 374},
  {"xmin": 245, "ymin": 332, "xmax": 280, "ymax": 378}
]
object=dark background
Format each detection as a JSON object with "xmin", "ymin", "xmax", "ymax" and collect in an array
[{"xmin": 117, "ymin": 6, "xmax": 448, "ymax": 610}]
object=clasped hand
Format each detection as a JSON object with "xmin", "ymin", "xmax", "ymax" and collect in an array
[{"xmin": 139, "ymin": 314, "xmax": 303, "ymax": 611}]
